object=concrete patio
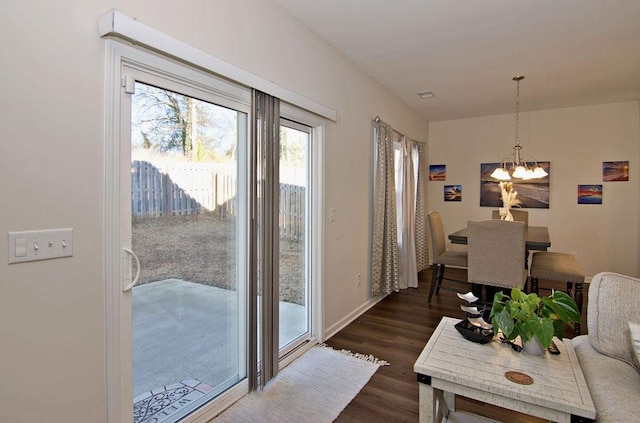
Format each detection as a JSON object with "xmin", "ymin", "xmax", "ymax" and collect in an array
[{"xmin": 132, "ymin": 278, "xmax": 306, "ymax": 397}]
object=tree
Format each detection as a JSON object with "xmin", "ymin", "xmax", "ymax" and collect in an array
[{"xmin": 132, "ymin": 82, "xmax": 237, "ymax": 160}]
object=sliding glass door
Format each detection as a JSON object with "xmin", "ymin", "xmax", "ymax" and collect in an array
[{"xmin": 105, "ymin": 43, "xmax": 321, "ymax": 423}]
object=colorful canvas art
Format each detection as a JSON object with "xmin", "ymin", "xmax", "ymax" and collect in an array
[
  {"xmin": 444, "ymin": 185, "xmax": 462, "ymax": 202},
  {"xmin": 429, "ymin": 164, "xmax": 446, "ymax": 181},
  {"xmin": 603, "ymin": 161, "xmax": 629, "ymax": 182},
  {"xmin": 578, "ymin": 185, "xmax": 603, "ymax": 204}
]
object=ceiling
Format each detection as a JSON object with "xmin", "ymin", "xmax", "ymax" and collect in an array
[{"xmin": 275, "ymin": 0, "xmax": 640, "ymax": 121}]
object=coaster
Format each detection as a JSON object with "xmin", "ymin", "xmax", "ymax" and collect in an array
[{"xmin": 504, "ymin": 371, "xmax": 534, "ymax": 385}]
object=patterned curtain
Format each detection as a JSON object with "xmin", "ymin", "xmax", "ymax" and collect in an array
[
  {"xmin": 371, "ymin": 118, "xmax": 399, "ymax": 296},
  {"xmin": 414, "ymin": 141, "xmax": 429, "ymax": 272}
]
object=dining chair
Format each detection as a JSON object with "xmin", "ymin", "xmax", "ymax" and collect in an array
[
  {"xmin": 426, "ymin": 211, "xmax": 468, "ymax": 302},
  {"xmin": 492, "ymin": 208, "xmax": 530, "ymax": 269},
  {"xmin": 467, "ymin": 219, "xmax": 527, "ymax": 301},
  {"xmin": 491, "ymin": 209, "xmax": 529, "ymax": 225}
]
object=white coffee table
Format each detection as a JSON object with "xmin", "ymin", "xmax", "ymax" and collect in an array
[{"xmin": 414, "ymin": 317, "xmax": 596, "ymax": 423}]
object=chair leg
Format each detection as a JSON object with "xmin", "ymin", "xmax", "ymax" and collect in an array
[
  {"xmin": 435, "ymin": 265, "xmax": 445, "ymax": 294},
  {"xmin": 530, "ymin": 277, "xmax": 539, "ymax": 295},
  {"xmin": 428, "ymin": 265, "xmax": 439, "ymax": 302}
]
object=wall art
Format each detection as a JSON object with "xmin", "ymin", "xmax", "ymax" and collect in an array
[
  {"xmin": 578, "ymin": 184, "xmax": 602, "ymax": 204},
  {"xmin": 444, "ymin": 185, "xmax": 462, "ymax": 202},
  {"xmin": 429, "ymin": 164, "xmax": 446, "ymax": 181},
  {"xmin": 479, "ymin": 162, "xmax": 550, "ymax": 208},
  {"xmin": 603, "ymin": 161, "xmax": 629, "ymax": 182}
]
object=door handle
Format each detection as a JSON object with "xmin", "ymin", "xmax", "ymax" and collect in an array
[{"xmin": 122, "ymin": 248, "xmax": 141, "ymax": 292}]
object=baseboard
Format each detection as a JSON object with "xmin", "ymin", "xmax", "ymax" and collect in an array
[{"xmin": 323, "ymin": 294, "xmax": 386, "ymax": 340}]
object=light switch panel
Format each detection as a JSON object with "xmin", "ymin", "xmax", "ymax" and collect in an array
[{"xmin": 8, "ymin": 228, "xmax": 73, "ymax": 264}]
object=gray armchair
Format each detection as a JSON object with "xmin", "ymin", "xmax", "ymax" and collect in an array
[{"xmin": 572, "ymin": 272, "xmax": 640, "ymax": 421}]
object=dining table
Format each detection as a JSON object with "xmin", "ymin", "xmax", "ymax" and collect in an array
[{"xmin": 448, "ymin": 225, "xmax": 551, "ymax": 251}]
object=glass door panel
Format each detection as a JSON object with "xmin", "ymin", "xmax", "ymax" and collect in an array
[
  {"xmin": 130, "ymin": 82, "xmax": 247, "ymax": 422},
  {"xmin": 278, "ymin": 122, "xmax": 310, "ymax": 350}
]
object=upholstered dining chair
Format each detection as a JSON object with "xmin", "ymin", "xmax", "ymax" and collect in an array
[
  {"xmin": 426, "ymin": 211, "xmax": 468, "ymax": 302},
  {"xmin": 492, "ymin": 208, "xmax": 530, "ymax": 269},
  {"xmin": 491, "ymin": 209, "xmax": 529, "ymax": 226},
  {"xmin": 467, "ymin": 219, "xmax": 527, "ymax": 301}
]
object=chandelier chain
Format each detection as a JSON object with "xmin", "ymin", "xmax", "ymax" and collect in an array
[{"xmin": 515, "ymin": 78, "xmax": 520, "ymax": 147}]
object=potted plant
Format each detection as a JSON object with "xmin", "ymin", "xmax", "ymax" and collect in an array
[{"xmin": 490, "ymin": 287, "xmax": 581, "ymax": 355}]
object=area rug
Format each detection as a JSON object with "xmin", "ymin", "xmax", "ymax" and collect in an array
[
  {"xmin": 133, "ymin": 378, "xmax": 213, "ymax": 423},
  {"xmin": 213, "ymin": 344, "xmax": 389, "ymax": 423}
]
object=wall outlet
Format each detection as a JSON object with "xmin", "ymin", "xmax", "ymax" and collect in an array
[
  {"xmin": 356, "ymin": 272, "xmax": 361, "ymax": 286},
  {"xmin": 570, "ymin": 251, "xmax": 577, "ymax": 257}
]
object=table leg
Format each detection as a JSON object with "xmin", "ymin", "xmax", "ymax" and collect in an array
[
  {"xmin": 444, "ymin": 391, "xmax": 455, "ymax": 412},
  {"xmin": 418, "ymin": 383, "xmax": 449, "ymax": 423}
]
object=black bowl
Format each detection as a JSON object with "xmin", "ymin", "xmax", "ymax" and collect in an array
[{"xmin": 454, "ymin": 319, "xmax": 494, "ymax": 344}]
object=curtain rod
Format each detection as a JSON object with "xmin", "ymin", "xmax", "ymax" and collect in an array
[
  {"xmin": 373, "ymin": 116, "xmax": 405, "ymax": 138},
  {"xmin": 373, "ymin": 115, "xmax": 426, "ymax": 144}
]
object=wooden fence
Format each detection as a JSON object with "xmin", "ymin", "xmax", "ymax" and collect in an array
[
  {"xmin": 279, "ymin": 183, "xmax": 305, "ymax": 241},
  {"xmin": 131, "ymin": 160, "xmax": 305, "ymax": 240}
]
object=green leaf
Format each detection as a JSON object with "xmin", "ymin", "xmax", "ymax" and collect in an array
[
  {"xmin": 518, "ymin": 320, "xmax": 534, "ymax": 344},
  {"xmin": 538, "ymin": 319, "xmax": 555, "ymax": 348},
  {"xmin": 493, "ymin": 307, "xmax": 515, "ymax": 338},
  {"xmin": 542, "ymin": 294, "xmax": 580, "ymax": 323},
  {"xmin": 552, "ymin": 319, "xmax": 565, "ymax": 339},
  {"xmin": 490, "ymin": 291, "xmax": 506, "ymax": 320},
  {"xmin": 511, "ymin": 287, "xmax": 525, "ymax": 302},
  {"xmin": 551, "ymin": 291, "xmax": 581, "ymax": 322}
]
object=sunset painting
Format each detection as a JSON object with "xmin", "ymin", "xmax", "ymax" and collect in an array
[
  {"xmin": 444, "ymin": 185, "xmax": 462, "ymax": 202},
  {"xmin": 578, "ymin": 184, "xmax": 603, "ymax": 204},
  {"xmin": 429, "ymin": 164, "xmax": 446, "ymax": 181},
  {"xmin": 603, "ymin": 161, "xmax": 629, "ymax": 182}
]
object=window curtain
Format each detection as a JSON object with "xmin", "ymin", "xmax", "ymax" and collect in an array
[
  {"xmin": 395, "ymin": 139, "xmax": 419, "ymax": 289},
  {"xmin": 414, "ymin": 142, "xmax": 429, "ymax": 272},
  {"xmin": 372, "ymin": 117, "xmax": 427, "ymax": 296},
  {"xmin": 250, "ymin": 89, "xmax": 280, "ymax": 390},
  {"xmin": 371, "ymin": 119, "xmax": 399, "ymax": 296}
]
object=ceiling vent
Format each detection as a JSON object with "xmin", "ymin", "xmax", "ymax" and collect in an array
[{"xmin": 417, "ymin": 90, "xmax": 435, "ymax": 99}]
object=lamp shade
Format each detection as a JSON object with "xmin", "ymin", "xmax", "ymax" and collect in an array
[
  {"xmin": 490, "ymin": 167, "xmax": 511, "ymax": 180},
  {"xmin": 532, "ymin": 166, "xmax": 548, "ymax": 178},
  {"xmin": 512, "ymin": 165, "xmax": 527, "ymax": 179}
]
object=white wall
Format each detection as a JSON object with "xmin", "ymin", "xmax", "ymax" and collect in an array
[
  {"xmin": 0, "ymin": 1, "xmax": 427, "ymax": 421},
  {"xmin": 428, "ymin": 101, "xmax": 640, "ymax": 278}
]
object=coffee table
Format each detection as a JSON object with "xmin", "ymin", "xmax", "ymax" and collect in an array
[{"xmin": 414, "ymin": 317, "xmax": 596, "ymax": 423}]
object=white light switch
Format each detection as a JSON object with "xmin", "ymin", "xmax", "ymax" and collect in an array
[
  {"xmin": 14, "ymin": 237, "xmax": 27, "ymax": 257},
  {"xmin": 8, "ymin": 228, "xmax": 73, "ymax": 264}
]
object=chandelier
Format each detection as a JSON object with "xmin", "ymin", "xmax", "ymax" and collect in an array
[{"xmin": 490, "ymin": 76, "xmax": 548, "ymax": 180}]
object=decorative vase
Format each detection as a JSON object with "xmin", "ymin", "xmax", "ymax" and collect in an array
[
  {"xmin": 522, "ymin": 337, "xmax": 545, "ymax": 356},
  {"xmin": 499, "ymin": 207, "xmax": 514, "ymax": 221}
]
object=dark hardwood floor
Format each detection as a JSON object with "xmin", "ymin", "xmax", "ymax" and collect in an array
[{"xmin": 326, "ymin": 267, "xmax": 587, "ymax": 423}]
